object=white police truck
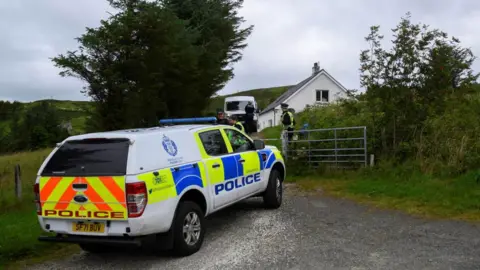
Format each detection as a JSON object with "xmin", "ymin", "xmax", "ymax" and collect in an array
[{"xmin": 35, "ymin": 117, "xmax": 286, "ymax": 256}]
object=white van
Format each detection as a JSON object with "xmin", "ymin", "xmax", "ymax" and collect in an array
[{"xmin": 224, "ymin": 96, "xmax": 260, "ymax": 132}]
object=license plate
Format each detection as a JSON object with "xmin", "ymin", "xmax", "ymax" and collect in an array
[{"xmin": 72, "ymin": 222, "xmax": 105, "ymax": 233}]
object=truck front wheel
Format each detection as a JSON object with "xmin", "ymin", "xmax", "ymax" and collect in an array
[{"xmin": 263, "ymin": 169, "xmax": 283, "ymax": 209}]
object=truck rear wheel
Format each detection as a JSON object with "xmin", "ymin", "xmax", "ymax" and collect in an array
[{"xmin": 171, "ymin": 201, "xmax": 205, "ymax": 256}]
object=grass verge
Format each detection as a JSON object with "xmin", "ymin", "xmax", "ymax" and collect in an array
[
  {"xmin": 0, "ymin": 149, "xmax": 81, "ymax": 268},
  {"xmin": 259, "ymin": 126, "xmax": 283, "ymax": 149},
  {"xmin": 288, "ymin": 166, "xmax": 480, "ymax": 222},
  {"xmin": 0, "ymin": 207, "xmax": 80, "ymax": 269}
]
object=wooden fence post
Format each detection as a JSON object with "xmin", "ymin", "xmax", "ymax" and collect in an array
[
  {"xmin": 14, "ymin": 164, "xmax": 21, "ymax": 199},
  {"xmin": 369, "ymin": 154, "xmax": 375, "ymax": 167}
]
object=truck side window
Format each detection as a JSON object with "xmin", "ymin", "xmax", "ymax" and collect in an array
[
  {"xmin": 224, "ymin": 129, "xmax": 255, "ymax": 153},
  {"xmin": 199, "ymin": 130, "xmax": 228, "ymax": 156}
]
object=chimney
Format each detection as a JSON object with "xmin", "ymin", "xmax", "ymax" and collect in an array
[{"xmin": 312, "ymin": 62, "xmax": 320, "ymax": 75}]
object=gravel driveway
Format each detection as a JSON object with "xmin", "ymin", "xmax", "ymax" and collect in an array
[{"xmin": 30, "ymin": 184, "xmax": 480, "ymax": 270}]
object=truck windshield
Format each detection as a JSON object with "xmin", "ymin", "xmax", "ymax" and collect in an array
[
  {"xmin": 226, "ymin": 101, "xmax": 250, "ymax": 111},
  {"xmin": 41, "ymin": 138, "xmax": 130, "ymax": 176}
]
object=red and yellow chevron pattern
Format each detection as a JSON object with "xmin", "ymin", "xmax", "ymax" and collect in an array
[{"xmin": 39, "ymin": 176, "xmax": 127, "ymax": 220}]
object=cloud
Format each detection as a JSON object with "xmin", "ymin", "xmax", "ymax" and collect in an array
[
  {"xmin": 0, "ymin": 0, "xmax": 479, "ymax": 101},
  {"xmin": 0, "ymin": 0, "xmax": 112, "ymax": 101}
]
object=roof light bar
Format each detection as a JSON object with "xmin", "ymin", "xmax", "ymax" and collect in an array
[{"xmin": 159, "ymin": 117, "xmax": 217, "ymax": 125}]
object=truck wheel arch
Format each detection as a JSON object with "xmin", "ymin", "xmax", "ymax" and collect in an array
[
  {"xmin": 177, "ymin": 188, "xmax": 207, "ymax": 216},
  {"xmin": 271, "ymin": 162, "xmax": 285, "ymax": 182}
]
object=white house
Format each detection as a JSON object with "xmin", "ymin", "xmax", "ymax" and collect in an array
[{"xmin": 258, "ymin": 62, "xmax": 349, "ymax": 131}]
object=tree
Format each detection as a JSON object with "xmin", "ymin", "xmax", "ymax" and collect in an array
[
  {"xmin": 9, "ymin": 101, "xmax": 69, "ymax": 151},
  {"xmin": 163, "ymin": 0, "xmax": 253, "ymax": 110},
  {"xmin": 52, "ymin": 0, "xmax": 252, "ymax": 131},
  {"xmin": 359, "ymin": 12, "xmax": 479, "ymax": 159},
  {"xmin": 0, "ymin": 101, "xmax": 21, "ymax": 121}
]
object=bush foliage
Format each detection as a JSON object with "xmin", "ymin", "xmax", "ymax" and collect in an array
[{"xmin": 0, "ymin": 101, "xmax": 69, "ymax": 154}]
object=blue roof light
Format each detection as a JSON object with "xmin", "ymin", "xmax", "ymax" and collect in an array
[{"xmin": 159, "ymin": 117, "xmax": 217, "ymax": 125}]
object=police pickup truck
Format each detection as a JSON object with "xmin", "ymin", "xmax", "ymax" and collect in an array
[{"xmin": 35, "ymin": 117, "xmax": 286, "ymax": 256}]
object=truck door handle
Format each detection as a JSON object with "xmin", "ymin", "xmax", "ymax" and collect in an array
[
  {"xmin": 212, "ymin": 163, "xmax": 220, "ymax": 168},
  {"xmin": 238, "ymin": 159, "xmax": 245, "ymax": 163}
]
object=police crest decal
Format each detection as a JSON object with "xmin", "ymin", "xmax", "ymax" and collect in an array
[
  {"xmin": 153, "ymin": 175, "xmax": 162, "ymax": 185},
  {"xmin": 162, "ymin": 135, "xmax": 178, "ymax": 156}
]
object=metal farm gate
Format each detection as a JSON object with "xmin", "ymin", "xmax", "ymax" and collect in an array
[{"xmin": 261, "ymin": 126, "xmax": 368, "ymax": 169}]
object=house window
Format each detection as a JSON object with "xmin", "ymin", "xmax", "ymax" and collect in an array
[
  {"xmin": 268, "ymin": 119, "xmax": 273, "ymax": 127},
  {"xmin": 316, "ymin": 90, "xmax": 329, "ymax": 102}
]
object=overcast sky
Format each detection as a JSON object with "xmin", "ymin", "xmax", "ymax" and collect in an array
[{"xmin": 1, "ymin": 0, "xmax": 479, "ymax": 101}]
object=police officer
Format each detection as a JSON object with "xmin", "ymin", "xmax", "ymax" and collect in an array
[
  {"xmin": 216, "ymin": 109, "xmax": 229, "ymax": 125},
  {"xmin": 244, "ymin": 101, "xmax": 255, "ymax": 135},
  {"xmin": 225, "ymin": 116, "xmax": 247, "ymax": 148},
  {"xmin": 229, "ymin": 115, "xmax": 245, "ymax": 133},
  {"xmin": 280, "ymin": 103, "xmax": 295, "ymax": 141}
]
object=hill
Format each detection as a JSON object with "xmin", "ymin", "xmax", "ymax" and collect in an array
[
  {"xmin": 1, "ymin": 85, "xmax": 291, "ymax": 134},
  {"xmin": 0, "ymin": 100, "xmax": 94, "ymax": 135}
]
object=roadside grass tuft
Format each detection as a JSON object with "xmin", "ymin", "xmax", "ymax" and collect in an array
[
  {"xmin": 288, "ymin": 165, "xmax": 480, "ymax": 222},
  {"xmin": 0, "ymin": 208, "xmax": 80, "ymax": 268}
]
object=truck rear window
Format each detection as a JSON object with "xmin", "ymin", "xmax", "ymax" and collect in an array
[{"xmin": 41, "ymin": 138, "xmax": 130, "ymax": 176}]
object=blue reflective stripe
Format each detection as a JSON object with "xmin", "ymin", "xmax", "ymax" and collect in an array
[
  {"xmin": 234, "ymin": 155, "xmax": 244, "ymax": 177},
  {"xmin": 221, "ymin": 155, "xmax": 238, "ymax": 180},
  {"xmin": 258, "ymin": 149, "xmax": 275, "ymax": 169},
  {"xmin": 257, "ymin": 152, "xmax": 265, "ymax": 170},
  {"xmin": 171, "ymin": 164, "xmax": 203, "ymax": 195},
  {"xmin": 265, "ymin": 151, "xmax": 276, "ymax": 169}
]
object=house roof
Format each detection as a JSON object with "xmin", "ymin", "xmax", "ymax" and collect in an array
[{"xmin": 260, "ymin": 68, "xmax": 348, "ymax": 115}]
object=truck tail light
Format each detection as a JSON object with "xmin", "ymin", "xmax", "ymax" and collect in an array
[
  {"xmin": 126, "ymin": 182, "xmax": 148, "ymax": 218},
  {"xmin": 34, "ymin": 183, "xmax": 41, "ymax": 215}
]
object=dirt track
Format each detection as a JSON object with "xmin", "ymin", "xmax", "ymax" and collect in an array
[{"xmin": 30, "ymin": 184, "xmax": 480, "ymax": 270}]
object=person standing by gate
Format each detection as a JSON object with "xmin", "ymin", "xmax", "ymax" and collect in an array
[{"xmin": 280, "ymin": 103, "xmax": 295, "ymax": 141}]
